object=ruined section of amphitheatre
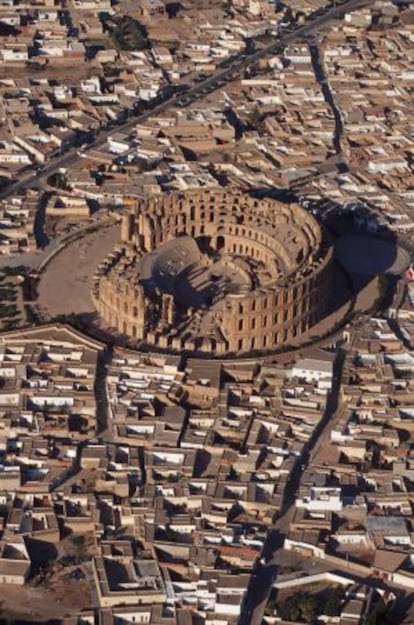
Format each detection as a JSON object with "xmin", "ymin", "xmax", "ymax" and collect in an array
[{"xmin": 92, "ymin": 190, "xmax": 333, "ymax": 355}]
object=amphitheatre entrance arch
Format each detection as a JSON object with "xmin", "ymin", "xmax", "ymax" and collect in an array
[{"xmin": 216, "ymin": 235, "xmax": 225, "ymax": 252}]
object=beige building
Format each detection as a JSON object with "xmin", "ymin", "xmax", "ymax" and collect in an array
[
  {"xmin": 45, "ymin": 194, "xmax": 91, "ymax": 218},
  {"xmin": 92, "ymin": 541, "xmax": 167, "ymax": 608}
]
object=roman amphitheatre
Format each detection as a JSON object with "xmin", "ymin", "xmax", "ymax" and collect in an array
[
  {"xmin": 90, "ymin": 190, "xmax": 333, "ymax": 355},
  {"xmin": 36, "ymin": 189, "xmax": 413, "ymax": 357}
]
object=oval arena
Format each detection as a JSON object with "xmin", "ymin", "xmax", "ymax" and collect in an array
[{"xmin": 92, "ymin": 190, "xmax": 333, "ymax": 355}]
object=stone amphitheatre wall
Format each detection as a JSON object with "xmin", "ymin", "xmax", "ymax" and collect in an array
[{"xmin": 92, "ymin": 190, "xmax": 333, "ymax": 355}]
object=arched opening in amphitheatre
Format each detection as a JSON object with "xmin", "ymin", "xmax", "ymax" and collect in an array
[{"xmin": 216, "ymin": 235, "xmax": 225, "ymax": 252}]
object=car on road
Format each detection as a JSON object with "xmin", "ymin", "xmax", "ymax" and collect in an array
[
  {"xmin": 171, "ymin": 84, "xmax": 191, "ymax": 96},
  {"xmin": 176, "ymin": 98, "xmax": 192, "ymax": 107},
  {"xmin": 194, "ymin": 73, "xmax": 208, "ymax": 83}
]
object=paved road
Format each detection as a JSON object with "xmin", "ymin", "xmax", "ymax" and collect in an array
[
  {"xmin": 0, "ymin": 0, "xmax": 372, "ymax": 203},
  {"xmin": 0, "ymin": 214, "xmax": 116, "ymax": 271}
]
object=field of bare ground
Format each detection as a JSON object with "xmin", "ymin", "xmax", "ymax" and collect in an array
[
  {"xmin": 37, "ymin": 223, "xmax": 120, "ymax": 317},
  {"xmin": 0, "ymin": 575, "xmax": 91, "ymax": 622}
]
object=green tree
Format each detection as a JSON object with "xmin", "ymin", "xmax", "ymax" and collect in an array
[
  {"xmin": 264, "ymin": 595, "xmax": 277, "ymax": 616},
  {"xmin": 300, "ymin": 594, "xmax": 318, "ymax": 623},
  {"xmin": 72, "ymin": 534, "xmax": 87, "ymax": 564},
  {"xmin": 277, "ymin": 592, "xmax": 319, "ymax": 623},
  {"xmin": 362, "ymin": 597, "xmax": 392, "ymax": 625},
  {"xmin": 277, "ymin": 595, "xmax": 300, "ymax": 621},
  {"xmin": 325, "ymin": 586, "xmax": 344, "ymax": 616}
]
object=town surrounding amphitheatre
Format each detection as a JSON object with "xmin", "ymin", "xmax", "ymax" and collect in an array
[{"xmin": 0, "ymin": 0, "xmax": 413, "ymax": 624}]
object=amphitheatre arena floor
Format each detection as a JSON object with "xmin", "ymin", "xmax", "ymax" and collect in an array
[{"xmin": 37, "ymin": 222, "xmax": 120, "ymax": 318}]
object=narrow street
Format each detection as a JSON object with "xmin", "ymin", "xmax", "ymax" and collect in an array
[
  {"xmin": 95, "ymin": 344, "xmax": 113, "ymax": 439},
  {"xmin": 309, "ymin": 40, "xmax": 348, "ymax": 170},
  {"xmin": 239, "ymin": 345, "xmax": 347, "ymax": 625}
]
